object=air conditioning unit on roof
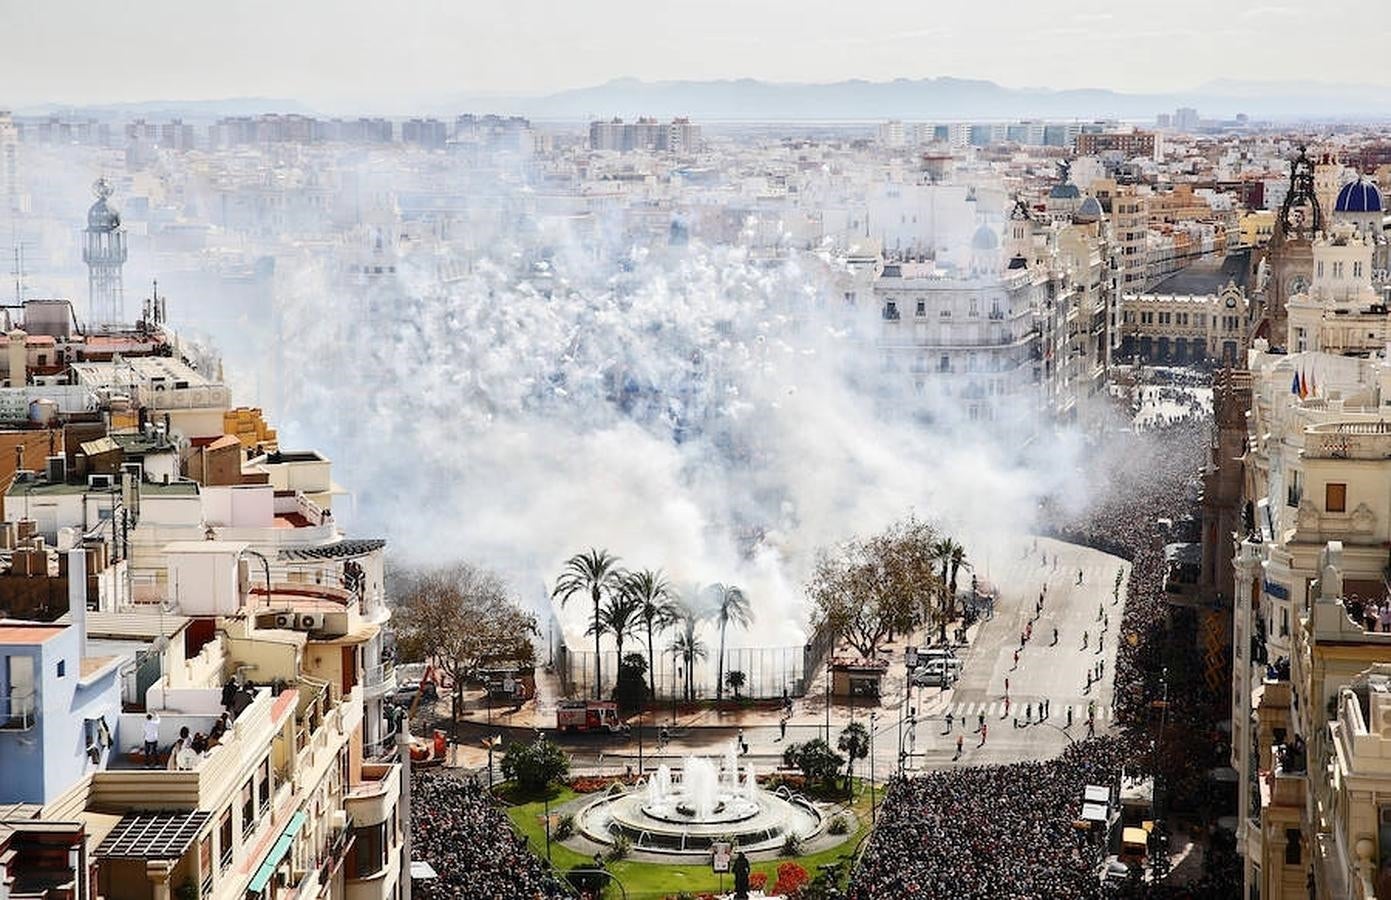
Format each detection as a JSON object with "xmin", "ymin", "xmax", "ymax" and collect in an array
[{"xmin": 297, "ymin": 612, "xmax": 323, "ymax": 631}]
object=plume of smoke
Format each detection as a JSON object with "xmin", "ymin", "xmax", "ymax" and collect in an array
[{"xmin": 265, "ymin": 175, "xmax": 1093, "ymax": 649}]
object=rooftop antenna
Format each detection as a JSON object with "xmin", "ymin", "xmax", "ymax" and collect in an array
[{"xmin": 10, "ymin": 228, "xmax": 22, "ymax": 305}]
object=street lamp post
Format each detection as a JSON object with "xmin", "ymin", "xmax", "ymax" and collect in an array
[
  {"xmin": 825, "ymin": 666, "xmax": 832, "ymax": 744},
  {"xmin": 870, "ymin": 711, "xmax": 878, "ymax": 824},
  {"xmin": 544, "ymin": 792, "xmax": 552, "ymax": 864}
]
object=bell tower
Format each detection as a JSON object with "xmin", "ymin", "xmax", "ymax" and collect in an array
[
  {"xmin": 82, "ymin": 178, "xmax": 127, "ymax": 328},
  {"xmin": 1261, "ymin": 148, "xmax": 1320, "ymax": 349}
]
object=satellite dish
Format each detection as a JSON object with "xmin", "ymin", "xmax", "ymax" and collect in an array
[
  {"xmin": 152, "ymin": 634, "xmax": 170, "ymax": 653},
  {"xmin": 160, "ymin": 596, "xmax": 177, "ymax": 614}
]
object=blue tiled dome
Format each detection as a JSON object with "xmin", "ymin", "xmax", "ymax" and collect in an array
[
  {"xmin": 1335, "ymin": 178, "xmax": 1382, "ymax": 214},
  {"xmin": 972, "ymin": 223, "xmax": 1000, "ymax": 251},
  {"xmin": 1049, "ymin": 182, "xmax": 1081, "ymax": 200}
]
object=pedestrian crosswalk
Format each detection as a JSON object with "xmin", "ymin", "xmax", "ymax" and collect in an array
[{"xmin": 940, "ymin": 700, "xmax": 1112, "ymax": 723}]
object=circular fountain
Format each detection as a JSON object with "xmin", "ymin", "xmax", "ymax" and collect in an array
[{"xmin": 576, "ymin": 742, "xmax": 823, "ymax": 855}]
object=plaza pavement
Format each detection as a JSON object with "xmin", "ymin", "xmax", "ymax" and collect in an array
[{"xmin": 428, "ymin": 536, "xmax": 1131, "ymax": 781}]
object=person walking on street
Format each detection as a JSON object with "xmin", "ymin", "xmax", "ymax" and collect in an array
[
  {"xmin": 778, "ymin": 716, "xmax": 787, "ymax": 742},
  {"xmin": 1077, "ymin": 568, "xmax": 1084, "ymax": 585},
  {"xmin": 1066, "ymin": 706, "xmax": 1073, "ymax": 728},
  {"xmin": 956, "ymin": 734, "xmax": 963, "ymax": 756},
  {"xmin": 1052, "ymin": 627, "xmax": 1058, "ymax": 646},
  {"xmin": 977, "ymin": 712, "xmax": 985, "ymax": 732},
  {"xmin": 1004, "ymin": 677, "xmax": 1010, "ymax": 695},
  {"xmin": 945, "ymin": 711, "xmax": 954, "ymax": 732},
  {"xmin": 1082, "ymin": 630, "xmax": 1088, "ymax": 649},
  {"xmin": 1025, "ymin": 703, "xmax": 1032, "ymax": 723},
  {"xmin": 1012, "ymin": 649, "xmax": 1019, "ymax": 670}
]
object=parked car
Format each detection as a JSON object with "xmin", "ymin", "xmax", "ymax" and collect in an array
[
  {"xmin": 394, "ymin": 663, "xmax": 429, "ymax": 701},
  {"xmin": 910, "ymin": 658, "xmax": 961, "ymax": 687}
]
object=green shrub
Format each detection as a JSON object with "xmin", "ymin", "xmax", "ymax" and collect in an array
[
  {"xmin": 607, "ymin": 834, "xmax": 632, "ymax": 862},
  {"xmin": 828, "ymin": 815, "xmax": 849, "ymax": 835},
  {"xmin": 500, "ymin": 735, "xmax": 570, "ymax": 794},
  {"xmin": 553, "ymin": 813, "xmax": 575, "ymax": 840},
  {"xmin": 782, "ymin": 831, "xmax": 803, "ymax": 856}
]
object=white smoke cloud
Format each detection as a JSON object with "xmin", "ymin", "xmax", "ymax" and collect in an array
[{"xmin": 264, "ymin": 178, "xmax": 1094, "ymax": 651}]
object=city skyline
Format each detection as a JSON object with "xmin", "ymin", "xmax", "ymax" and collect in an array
[{"xmin": 2, "ymin": 0, "xmax": 1384, "ymax": 111}]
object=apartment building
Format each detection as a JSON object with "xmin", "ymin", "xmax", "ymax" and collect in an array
[
  {"xmin": 871, "ymin": 195, "xmax": 1113, "ymax": 433},
  {"xmin": 1119, "ymin": 250, "xmax": 1253, "ymax": 366},
  {"xmin": 1232, "ymin": 344, "xmax": 1391, "ymax": 899}
]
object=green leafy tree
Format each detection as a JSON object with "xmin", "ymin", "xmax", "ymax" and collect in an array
[
  {"xmin": 837, "ymin": 721, "xmax": 870, "ymax": 787},
  {"xmin": 782, "ymin": 738, "xmax": 844, "ymax": 787},
  {"xmin": 707, "ymin": 583, "xmax": 752, "ymax": 702},
  {"xmin": 724, "ymin": 669, "xmax": 747, "ymax": 701},
  {"xmin": 393, "ymin": 562, "xmax": 537, "ymax": 731},
  {"xmin": 500, "ymin": 734, "xmax": 570, "ymax": 794},
  {"xmin": 625, "ymin": 569, "xmax": 680, "ymax": 701},
  {"xmin": 553, "ymin": 549, "xmax": 625, "ymax": 699},
  {"xmin": 613, "ymin": 652, "xmax": 649, "ymax": 712},
  {"xmin": 807, "ymin": 517, "xmax": 943, "ymax": 658}
]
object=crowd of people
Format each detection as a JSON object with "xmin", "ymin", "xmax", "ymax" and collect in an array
[
  {"xmin": 852, "ymin": 406, "xmax": 1243, "ymax": 897},
  {"xmin": 852, "ymin": 737, "xmax": 1133, "ymax": 898},
  {"xmin": 411, "ymin": 772, "xmax": 573, "ymax": 900}
]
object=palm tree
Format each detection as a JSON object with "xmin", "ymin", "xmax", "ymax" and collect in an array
[
  {"xmin": 707, "ymin": 583, "xmax": 752, "ymax": 702},
  {"xmin": 724, "ymin": 670, "xmax": 746, "ymax": 701},
  {"xmin": 932, "ymin": 538, "xmax": 955, "ymax": 625},
  {"xmin": 946, "ymin": 541, "xmax": 969, "ymax": 619},
  {"xmin": 624, "ymin": 569, "xmax": 680, "ymax": 701},
  {"xmin": 669, "ymin": 606, "xmax": 707, "ymax": 701},
  {"xmin": 590, "ymin": 592, "xmax": 642, "ymax": 662},
  {"xmin": 553, "ymin": 549, "xmax": 625, "ymax": 700}
]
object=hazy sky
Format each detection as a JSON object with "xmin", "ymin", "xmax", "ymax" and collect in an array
[{"xmin": 2, "ymin": 0, "xmax": 1381, "ymax": 109}]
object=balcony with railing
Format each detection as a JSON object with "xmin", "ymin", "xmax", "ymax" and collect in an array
[
  {"xmin": 362, "ymin": 662, "xmax": 396, "ymax": 699},
  {"xmin": 0, "ymin": 688, "xmax": 37, "ymax": 730},
  {"xmin": 345, "ymin": 762, "xmax": 400, "ymax": 827},
  {"xmin": 90, "ymin": 686, "xmax": 284, "ymax": 810},
  {"xmin": 316, "ymin": 816, "xmax": 355, "ymax": 885}
]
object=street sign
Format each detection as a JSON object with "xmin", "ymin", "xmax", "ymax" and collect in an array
[
  {"xmin": 905, "ymin": 646, "xmax": 919, "ymax": 668},
  {"xmin": 711, "ymin": 841, "xmax": 732, "ymax": 872}
]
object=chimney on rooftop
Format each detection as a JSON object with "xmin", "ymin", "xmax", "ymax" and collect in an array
[
  {"xmin": 67, "ymin": 547, "xmax": 86, "ymax": 650},
  {"xmin": 6, "ymin": 329, "xmax": 24, "ymax": 388}
]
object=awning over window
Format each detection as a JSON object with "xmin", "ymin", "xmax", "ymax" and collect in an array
[
  {"xmin": 95, "ymin": 811, "xmax": 212, "ymax": 860},
  {"xmin": 246, "ymin": 811, "xmax": 307, "ymax": 894}
]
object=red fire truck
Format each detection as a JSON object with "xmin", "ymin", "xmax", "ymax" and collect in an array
[{"xmin": 555, "ymin": 700, "xmax": 628, "ymax": 733}]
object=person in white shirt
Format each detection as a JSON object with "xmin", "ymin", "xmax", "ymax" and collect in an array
[{"xmin": 142, "ymin": 713, "xmax": 160, "ymax": 768}]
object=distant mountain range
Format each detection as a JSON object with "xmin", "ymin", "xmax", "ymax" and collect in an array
[
  {"xmin": 21, "ymin": 77, "xmax": 1391, "ymax": 122},
  {"xmin": 443, "ymin": 76, "xmax": 1391, "ymax": 122},
  {"xmin": 16, "ymin": 97, "xmax": 318, "ymax": 119}
]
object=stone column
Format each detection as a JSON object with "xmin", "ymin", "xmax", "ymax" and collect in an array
[{"xmin": 145, "ymin": 860, "xmax": 174, "ymax": 900}]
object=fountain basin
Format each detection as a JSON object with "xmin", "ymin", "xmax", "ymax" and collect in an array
[{"xmin": 578, "ymin": 788, "xmax": 821, "ymax": 854}]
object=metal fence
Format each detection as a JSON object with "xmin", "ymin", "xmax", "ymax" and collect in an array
[{"xmin": 556, "ymin": 642, "xmax": 812, "ymax": 702}]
